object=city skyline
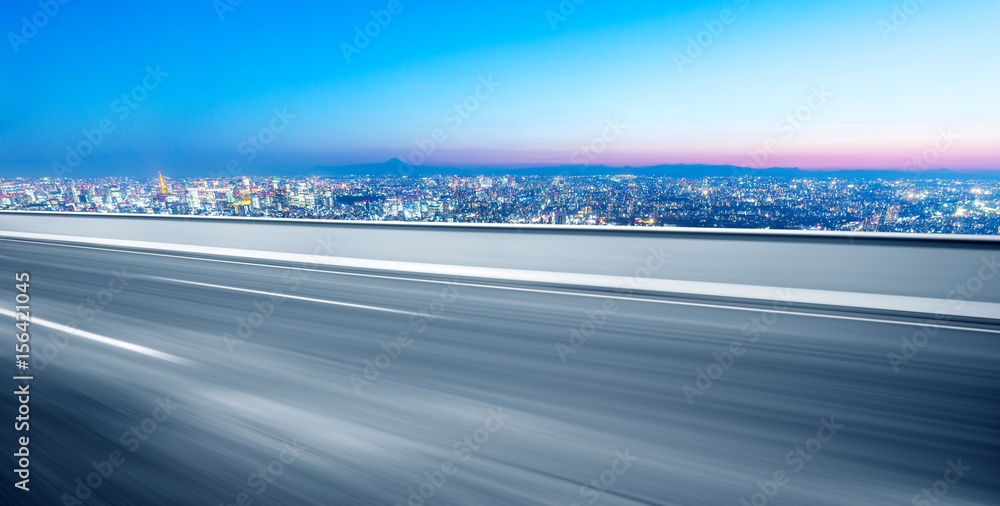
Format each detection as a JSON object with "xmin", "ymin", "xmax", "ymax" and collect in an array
[
  {"xmin": 3, "ymin": 1, "xmax": 999, "ymax": 176},
  {"xmin": 4, "ymin": 173, "xmax": 998, "ymax": 235}
]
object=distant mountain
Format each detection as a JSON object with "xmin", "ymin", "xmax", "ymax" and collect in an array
[
  {"xmin": 308, "ymin": 158, "xmax": 418, "ymax": 177},
  {"xmin": 304, "ymin": 160, "xmax": 1000, "ymax": 179}
]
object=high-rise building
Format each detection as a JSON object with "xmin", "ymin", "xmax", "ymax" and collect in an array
[{"xmin": 187, "ymin": 188, "xmax": 201, "ymax": 209}]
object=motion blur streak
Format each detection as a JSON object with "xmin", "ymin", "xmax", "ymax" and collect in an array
[
  {"xmin": 148, "ymin": 277, "xmax": 422, "ymax": 316},
  {"xmin": 0, "ymin": 221, "xmax": 998, "ymax": 505},
  {"xmin": 0, "ymin": 308, "xmax": 194, "ymax": 366}
]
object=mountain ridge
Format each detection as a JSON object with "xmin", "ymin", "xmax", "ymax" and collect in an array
[{"xmin": 301, "ymin": 160, "xmax": 999, "ymax": 179}]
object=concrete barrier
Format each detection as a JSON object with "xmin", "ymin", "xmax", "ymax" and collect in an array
[{"xmin": 1, "ymin": 211, "xmax": 998, "ymax": 320}]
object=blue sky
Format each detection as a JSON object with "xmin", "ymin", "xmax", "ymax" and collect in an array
[{"xmin": 1, "ymin": 0, "xmax": 997, "ymax": 176}]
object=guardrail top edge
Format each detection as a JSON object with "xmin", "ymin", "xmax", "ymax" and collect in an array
[{"xmin": 1, "ymin": 210, "xmax": 999, "ymax": 244}]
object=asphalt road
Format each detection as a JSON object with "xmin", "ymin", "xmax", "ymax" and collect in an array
[{"xmin": 1, "ymin": 238, "xmax": 998, "ymax": 506}]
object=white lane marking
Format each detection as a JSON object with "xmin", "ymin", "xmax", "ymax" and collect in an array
[
  {"xmin": 4, "ymin": 237, "xmax": 1000, "ymax": 334},
  {"xmin": 131, "ymin": 260, "xmax": 1000, "ymax": 334},
  {"xmin": 0, "ymin": 308, "xmax": 195, "ymax": 366},
  {"xmin": 146, "ymin": 276, "xmax": 420, "ymax": 316}
]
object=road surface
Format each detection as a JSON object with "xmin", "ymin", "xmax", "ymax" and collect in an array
[{"xmin": 1, "ymin": 237, "xmax": 998, "ymax": 505}]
